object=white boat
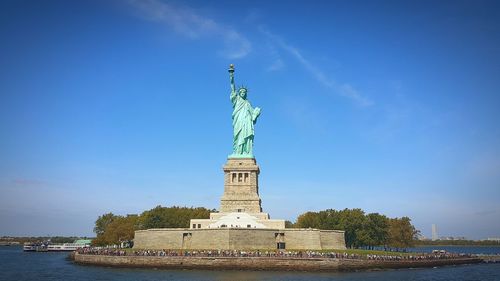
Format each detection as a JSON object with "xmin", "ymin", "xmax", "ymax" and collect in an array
[
  {"xmin": 23, "ymin": 243, "xmax": 36, "ymax": 251},
  {"xmin": 23, "ymin": 243, "xmax": 47, "ymax": 252},
  {"xmin": 23, "ymin": 239, "xmax": 92, "ymax": 252},
  {"xmin": 47, "ymin": 243, "xmax": 87, "ymax": 251}
]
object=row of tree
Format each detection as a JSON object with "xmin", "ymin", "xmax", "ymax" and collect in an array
[
  {"xmin": 92, "ymin": 206, "xmax": 212, "ymax": 246},
  {"xmin": 292, "ymin": 208, "xmax": 419, "ymax": 250},
  {"xmin": 93, "ymin": 206, "xmax": 419, "ymax": 250}
]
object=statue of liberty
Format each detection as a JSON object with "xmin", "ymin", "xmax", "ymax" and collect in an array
[{"xmin": 228, "ymin": 64, "xmax": 261, "ymax": 158}]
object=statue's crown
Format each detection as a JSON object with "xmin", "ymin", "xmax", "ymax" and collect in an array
[{"xmin": 238, "ymin": 85, "xmax": 248, "ymax": 92}]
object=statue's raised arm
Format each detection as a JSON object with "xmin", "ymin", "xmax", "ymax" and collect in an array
[{"xmin": 229, "ymin": 64, "xmax": 236, "ymax": 100}]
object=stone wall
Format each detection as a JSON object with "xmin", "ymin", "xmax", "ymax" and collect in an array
[
  {"xmin": 134, "ymin": 228, "xmax": 346, "ymax": 250},
  {"xmin": 283, "ymin": 229, "xmax": 321, "ymax": 249},
  {"xmin": 73, "ymin": 253, "xmax": 483, "ymax": 271},
  {"xmin": 320, "ymin": 230, "xmax": 346, "ymax": 249},
  {"xmin": 227, "ymin": 229, "xmax": 276, "ymax": 249},
  {"xmin": 134, "ymin": 229, "xmax": 184, "ymax": 249},
  {"xmin": 261, "ymin": 219, "xmax": 286, "ymax": 229}
]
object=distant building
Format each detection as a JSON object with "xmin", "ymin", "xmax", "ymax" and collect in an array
[
  {"xmin": 439, "ymin": 236, "xmax": 466, "ymax": 241},
  {"xmin": 486, "ymin": 237, "xmax": 500, "ymax": 241},
  {"xmin": 431, "ymin": 224, "xmax": 438, "ymax": 241}
]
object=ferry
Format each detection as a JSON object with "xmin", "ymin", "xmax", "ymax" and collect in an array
[
  {"xmin": 23, "ymin": 239, "xmax": 91, "ymax": 252},
  {"xmin": 23, "ymin": 242, "xmax": 48, "ymax": 252},
  {"xmin": 47, "ymin": 243, "xmax": 87, "ymax": 251}
]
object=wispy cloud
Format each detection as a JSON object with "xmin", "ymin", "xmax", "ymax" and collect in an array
[
  {"xmin": 130, "ymin": 0, "xmax": 251, "ymax": 59},
  {"xmin": 261, "ymin": 28, "xmax": 373, "ymax": 107},
  {"xmin": 267, "ymin": 59, "xmax": 284, "ymax": 72}
]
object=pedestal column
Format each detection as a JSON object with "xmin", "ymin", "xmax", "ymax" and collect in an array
[{"xmin": 220, "ymin": 158, "xmax": 262, "ymax": 213}]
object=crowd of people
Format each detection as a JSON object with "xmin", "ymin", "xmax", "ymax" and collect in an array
[
  {"xmin": 78, "ymin": 247, "xmax": 127, "ymax": 256},
  {"xmin": 76, "ymin": 247, "xmax": 474, "ymax": 261},
  {"xmin": 365, "ymin": 253, "xmax": 472, "ymax": 261}
]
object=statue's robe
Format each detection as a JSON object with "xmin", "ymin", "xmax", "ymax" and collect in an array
[{"xmin": 231, "ymin": 92, "xmax": 256, "ymax": 155}]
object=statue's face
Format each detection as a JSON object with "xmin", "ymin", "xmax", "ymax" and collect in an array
[{"xmin": 239, "ymin": 89, "xmax": 247, "ymax": 98}]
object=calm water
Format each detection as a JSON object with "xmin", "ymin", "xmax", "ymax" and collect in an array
[
  {"xmin": 408, "ymin": 246, "xmax": 500, "ymax": 255},
  {"xmin": 0, "ymin": 246, "xmax": 499, "ymax": 281}
]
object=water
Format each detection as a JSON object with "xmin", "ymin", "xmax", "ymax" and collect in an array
[
  {"xmin": 408, "ymin": 246, "xmax": 500, "ymax": 255},
  {"xmin": 1, "ymin": 246, "xmax": 499, "ymax": 281}
]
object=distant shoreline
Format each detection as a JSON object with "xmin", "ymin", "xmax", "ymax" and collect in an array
[
  {"xmin": 415, "ymin": 244, "xmax": 500, "ymax": 247},
  {"xmin": 71, "ymin": 252, "xmax": 483, "ymax": 272},
  {"xmin": 413, "ymin": 241, "xmax": 500, "ymax": 247}
]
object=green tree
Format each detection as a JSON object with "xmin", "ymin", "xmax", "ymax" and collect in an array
[
  {"xmin": 105, "ymin": 215, "xmax": 138, "ymax": 245},
  {"xmin": 93, "ymin": 213, "xmax": 118, "ymax": 235},
  {"xmin": 293, "ymin": 208, "xmax": 418, "ymax": 250},
  {"xmin": 295, "ymin": 212, "xmax": 320, "ymax": 228},
  {"xmin": 92, "ymin": 205, "xmax": 212, "ymax": 246},
  {"xmin": 337, "ymin": 208, "xmax": 366, "ymax": 248},
  {"xmin": 93, "ymin": 215, "xmax": 138, "ymax": 246},
  {"xmin": 136, "ymin": 206, "xmax": 211, "ymax": 229},
  {"xmin": 357, "ymin": 213, "xmax": 389, "ymax": 249},
  {"xmin": 312, "ymin": 209, "xmax": 340, "ymax": 230},
  {"xmin": 387, "ymin": 217, "xmax": 419, "ymax": 250}
]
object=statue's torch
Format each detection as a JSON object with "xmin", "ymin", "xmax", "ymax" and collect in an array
[{"xmin": 228, "ymin": 64, "xmax": 235, "ymax": 75}]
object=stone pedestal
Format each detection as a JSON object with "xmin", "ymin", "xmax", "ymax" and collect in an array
[
  {"xmin": 220, "ymin": 158, "xmax": 262, "ymax": 213},
  {"xmin": 189, "ymin": 157, "xmax": 286, "ymax": 230}
]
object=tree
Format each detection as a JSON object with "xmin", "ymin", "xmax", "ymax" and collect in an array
[
  {"xmin": 92, "ymin": 206, "xmax": 212, "ymax": 246},
  {"xmin": 317, "ymin": 209, "xmax": 341, "ymax": 230},
  {"xmin": 337, "ymin": 208, "xmax": 366, "ymax": 248},
  {"xmin": 92, "ymin": 215, "xmax": 138, "ymax": 246},
  {"xmin": 357, "ymin": 213, "xmax": 389, "ymax": 249},
  {"xmin": 295, "ymin": 212, "xmax": 320, "ymax": 228},
  {"xmin": 136, "ymin": 206, "xmax": 211, "ymax": 229},
  {"xmin": 285, "ymin": 220, "xmax": 296, "ymax": 228},
  {"xmin": 387, "ymin": 216, "xmax": 419, "ymax": 250},
  {"xmin": 105, "ymin": 215, "xmax": 137, "ymax": 245},
  {"xmin": 93, "ymin": 213, "xmax": 118, "ymax": 235},
  {"xmin": 293, "ymin": 208, "xmax": 413, "ymax": 250}
]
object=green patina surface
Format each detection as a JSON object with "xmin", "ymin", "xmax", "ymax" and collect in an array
[{"xmin": 228, "ymin": 64, "xmax": 260, "ymax": 158}]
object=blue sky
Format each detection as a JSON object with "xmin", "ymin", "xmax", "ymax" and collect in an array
[{"xmin": 1, "ymin": 0, "xmax": 499, "ymax": 239}]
